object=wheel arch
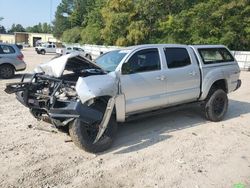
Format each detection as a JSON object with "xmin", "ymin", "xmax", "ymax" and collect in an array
[
  {"xmin": 0, "ymin": 63, "xmax": 16, "ymax": 71},
  {"xmin": 203, "ymin": 79, "xmax": 228, "ymax": 100},
  {"xmin": 85, "ymin": 95, "xmax": 125, "ymax": 123}
]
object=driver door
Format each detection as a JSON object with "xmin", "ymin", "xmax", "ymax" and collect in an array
[{"xmin": 120, "ymin": 48, "xmax": 167, "ymax": 114}]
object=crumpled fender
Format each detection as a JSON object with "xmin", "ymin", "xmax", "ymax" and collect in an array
[
  {"xmin": 75, "ymin": 72, "xmax": 118, "ymax": 143},
  {"xmin": 75, "ymin": 72, "xmax": 118, "ymax": 104}
]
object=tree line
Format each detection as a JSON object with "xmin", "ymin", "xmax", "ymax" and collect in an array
[
  {"xmin": 53, "ymin": 0, "xmax": 250, "ymax": 50},
  {"xmin": 0, "ymin": 20, "xmax": 53, "ymax": 34}
]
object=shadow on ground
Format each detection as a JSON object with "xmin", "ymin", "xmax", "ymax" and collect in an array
[
  {"xmin": 0, "ymin": 74, "xmax": 34, "ymax": 83},
  {"xmin": 0, "ymin": 73, "xmax": 24, "ymax": 81},
  {"xmin": 108, "ymin": 99, "xmax": 250, "ymax": 154}
]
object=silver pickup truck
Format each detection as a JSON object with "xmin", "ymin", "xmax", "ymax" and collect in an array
[
  {"xmin": 36, "ymin": 43, "xmax": 57, "ymax": 55},
  {"xmin": 5, "ymin": 44, "xmax": 241, "ymax": 153}
]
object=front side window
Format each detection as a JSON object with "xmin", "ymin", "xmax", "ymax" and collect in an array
[
  {"xmin": 123, "ymin": 48, "xmax": 161, "ymax": 74},
  {"xmin": 164, "ymin": 48, "xmax": 191, "ymax": 68},
  {"xmin": 0, "ymin": 45, "xmax": 15, "ymax": 54},
  {"xmin": 198, "ymin": 48, "xmax": 234, "ymax": 64}
]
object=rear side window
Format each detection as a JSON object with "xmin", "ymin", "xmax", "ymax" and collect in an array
[
  {"xmin": 198, "ymin": 48, "xmax": 234, "ymax": 64},
  {"xmin": 164, "ymin": 48, "xmax": 191, "ymax": 68},
  {"xmin": 0, "ymin": 45, "xmax": 15, "ymax": 54}
]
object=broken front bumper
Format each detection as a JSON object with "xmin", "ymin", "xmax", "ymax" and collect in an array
[{"xmin": 5, "ymin": 74, "xmax": 103, "ymax": 125}]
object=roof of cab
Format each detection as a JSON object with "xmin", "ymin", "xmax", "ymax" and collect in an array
[
  {"xmin": 189, "ymin": 44, "xmax": 227, "ymax": 49},
  {"xmin": 122, "ymin": 44, "xmax": 190, "ymax": 52},
  {"xmin": 124, "ymin": 44, "xmax": 229, "ymax": 51}
]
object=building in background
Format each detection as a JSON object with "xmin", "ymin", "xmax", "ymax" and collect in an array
[
  {"xmin": 0, "ymin": 32, "xmax": 58, "ymax": 47},
  {"xmin": 0, "ymin": 34, "xmax": 15, "ymax": 44}
]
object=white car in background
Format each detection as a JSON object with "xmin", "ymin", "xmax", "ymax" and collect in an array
[{"xmin": 56, "ymin": 46, "xmax": 92, "ymax": 60}]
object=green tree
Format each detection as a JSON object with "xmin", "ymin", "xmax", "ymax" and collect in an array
[
  {"xmin": 101, "ymin": 0, "xmax": 134, "ymax": 45},
  {"xmin": 158, "ymin": 0, "xmax": 250, "ymax": 50},
  {"xmin": 26, "ymin": 22, "xmax": 53, "ymax": 33},
  {"xmin": 80, "ymin": 0, "xmax": 105, "ymax": 44},
  {"xmin": 70, "ymin": 0, "xmax": 89, "ymax": 27},
  {"xmin": 42, "ymin": 23, "xmax": 53, "ymax": 33},
  {"xmin": 0, "ymin": 25, "xmax": 6, "ymax": 34},
  {"xmin": 0, "ymin": 17, "xmax": 6, "ymax": 34},
  {"xmin": 53, "ymin": 0, "xmax": 92, "ymax": 39},
  {"xmin": 53, "ymin": 0, "xmax": 250, "ymax": 50},
  {"xmin": 8, "ymin": 24, "xmax": 25, "ymax": 33},
  {"xmin": 62, "ymin": 27, "xmax": 81, "ymax": 43},
  {"xmin": 53, "ymin": 0, "xmax": 74, "ymax": 38}
]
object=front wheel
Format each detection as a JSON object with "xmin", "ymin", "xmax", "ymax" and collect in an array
[
  {"xmin": 40, "ymin": 50, "xmax": 46, "ymax": 55},
  {"xmin": 204, "ymin": 89, "xmax": 228, "ymax": 122},
  {"xmin": 69, "ymin": 115, "xmax": 117, "ymax": 153}
]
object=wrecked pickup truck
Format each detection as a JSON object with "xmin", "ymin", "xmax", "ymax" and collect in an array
[{"xmin": 5, "ymin": 44, "xmax": 241, "ymax": 153}]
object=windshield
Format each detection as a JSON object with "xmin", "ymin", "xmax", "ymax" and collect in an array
[{"xmin": 95, "ymin": 50, "xmax": 127, "ymax": 72}]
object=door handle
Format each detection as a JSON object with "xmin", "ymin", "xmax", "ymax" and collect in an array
[
  {"xmin": 189, "ymin": 71, "xmax": 197, "ymax": 76},
  {"xmin": 156, "ymin": 75, "xmax": 166, "ymax": 81}
]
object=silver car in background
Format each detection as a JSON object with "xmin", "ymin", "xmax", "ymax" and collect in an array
[{"xmin": 0, "ymin": 43, "xmax": 26, "ymax": 78}]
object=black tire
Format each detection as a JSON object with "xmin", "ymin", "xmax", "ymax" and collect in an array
[
  {"xmin": 69, "ymin": 115, "xmax": 117, "ymax": 153},
  {"xmin": 0, "ymin": 64, "xmax": 15, "ymax": 79},
  {"xmin": 204, "ymin": 89, "xmax": 228, "ymax": 122},
  {"xmin": 41, "ymin": 50, "xmax": 46, "ymax": 55}
]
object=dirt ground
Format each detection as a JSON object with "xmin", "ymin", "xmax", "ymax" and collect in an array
[{"xmin": 0, "ymin": 48, "xmax": 249, "ymax": 188}]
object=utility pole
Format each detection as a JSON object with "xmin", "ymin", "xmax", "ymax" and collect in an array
[{"xmin": 50, "ymin": 0, "xmax": 52, "ymax": 23}]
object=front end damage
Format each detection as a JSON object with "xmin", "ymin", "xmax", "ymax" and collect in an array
[{"xmin": 5, "ymin": 53, "xmax": 118, "ymax": 149}]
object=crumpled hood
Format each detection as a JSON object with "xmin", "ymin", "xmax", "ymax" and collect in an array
[{"xmin": 34, "ymin": 52, "xmax": 102, "ymax": 78}]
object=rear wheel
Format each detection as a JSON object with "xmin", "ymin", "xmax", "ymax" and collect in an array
[
  {"xmin": 0, "ymin": 64, "xmax": 15, "ymax": 79},
  {"xmin": 69, "ymin": 115, "xmax": 117, "ymax": 153},
  {"xmin": 204, "ymin": 89, "xmax": 228, "ymax": 122}
]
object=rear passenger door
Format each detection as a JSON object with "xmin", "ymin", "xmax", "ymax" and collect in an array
[{"xmin": 164, "ymin": 47, "xmax": 200, "ymax": 105}]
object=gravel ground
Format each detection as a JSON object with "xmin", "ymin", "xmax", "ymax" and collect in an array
[{"xmin": 0, "ymin": 48, "xmax": 249, "ymax": 188}]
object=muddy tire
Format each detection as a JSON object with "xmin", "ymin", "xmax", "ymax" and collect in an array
[
  {"xmin": 0, "ymin": 64, "xmax": 15, "ymax": 79},
  {"xmin": 69, "ymin": 115, "xmax": 117, "ymax": 153},
  {"xmin": 204, "ymin": 89, "xmax": 228, "ymax": 122}
]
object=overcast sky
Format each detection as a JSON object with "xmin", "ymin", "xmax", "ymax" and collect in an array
[{"xmin": 0, "ymin": 0, "xmax": 61, "ymax": 29}]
